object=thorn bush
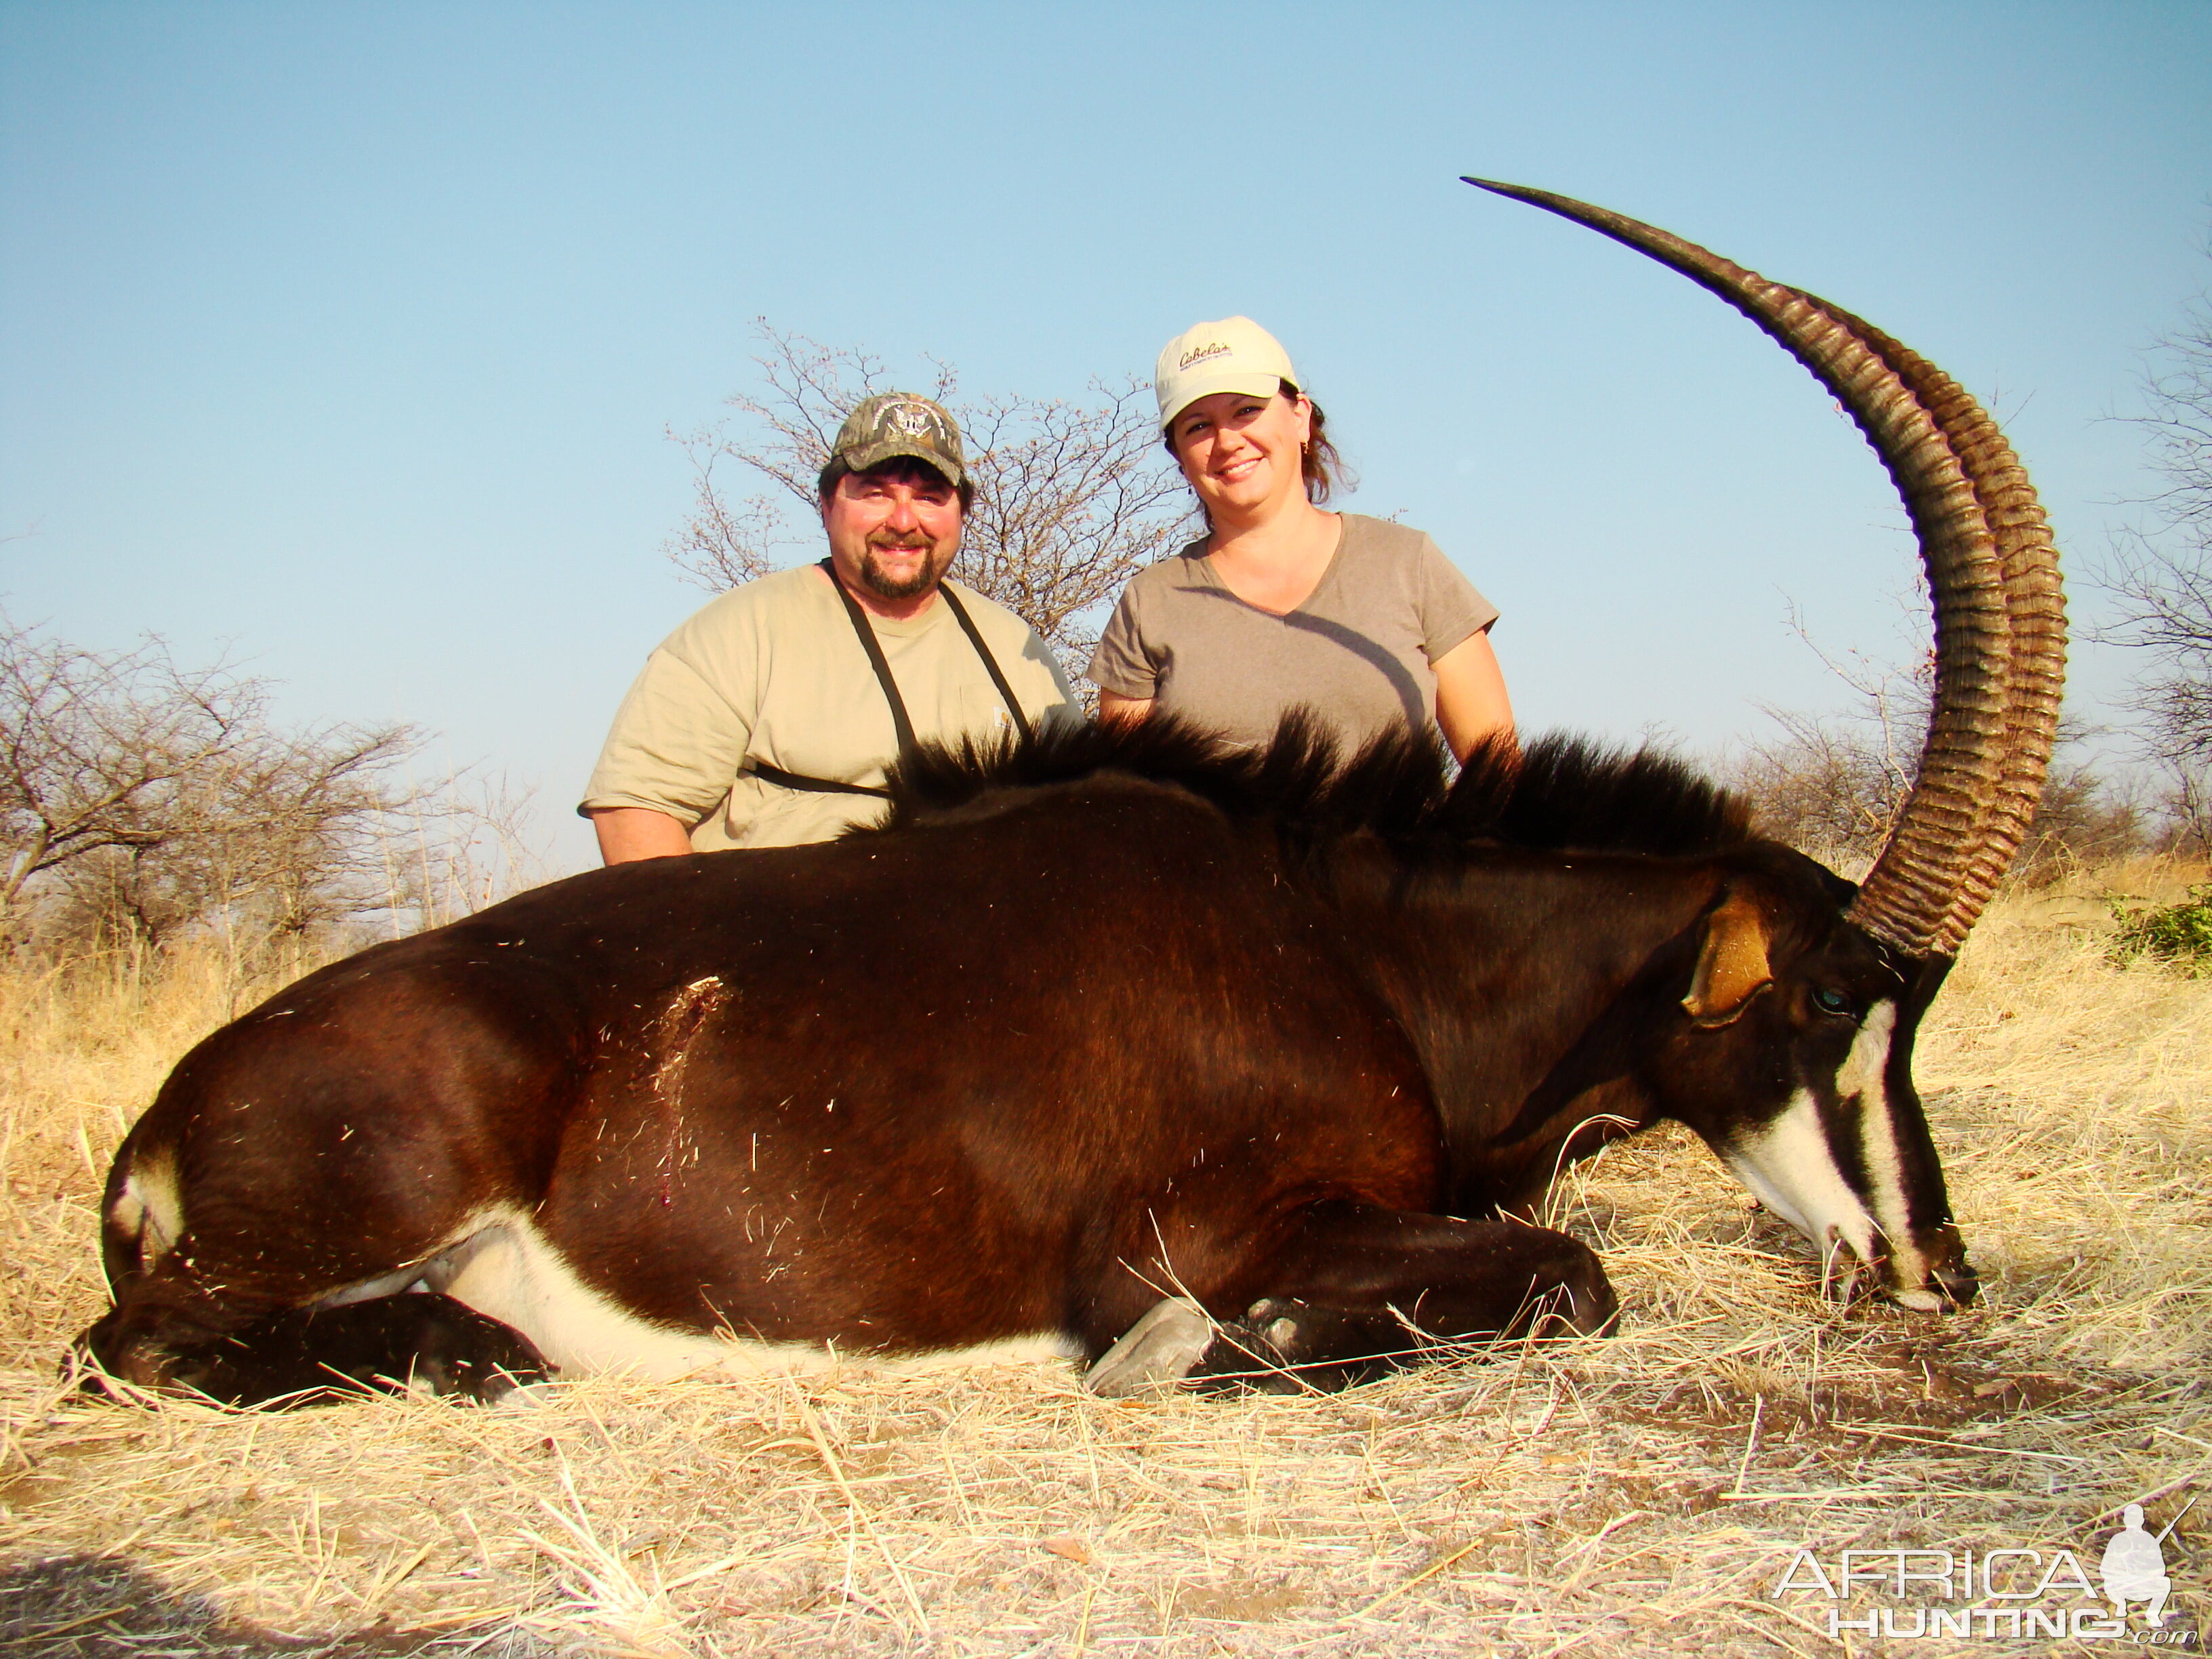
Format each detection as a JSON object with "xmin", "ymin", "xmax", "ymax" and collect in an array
[{"xmin": 2107, "ymin": 883, "xmax": 2212, "ymax": 975}]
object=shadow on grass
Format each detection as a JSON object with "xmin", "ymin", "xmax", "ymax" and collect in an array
[{"xmin": 0, "ymin": 1554, "xmax": 564, "ymax": 1659}]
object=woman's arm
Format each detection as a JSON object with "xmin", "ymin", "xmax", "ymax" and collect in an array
[
  {"xmin": 1097, "ymin": 689, "xmax": 1153, "ymax": 726},
  {"xmin": 1432, "ymin": 630, "xmax": 1516, "ymax": 762}
]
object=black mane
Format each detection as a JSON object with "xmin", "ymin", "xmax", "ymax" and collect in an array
[{"xmin": 878, "ymin": 713, "xmax": 1750, "ymax": 859}]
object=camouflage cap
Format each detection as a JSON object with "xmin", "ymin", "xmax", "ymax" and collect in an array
[{"xmin": 828, "ymin": 393, "xmax": 968, "ymax": 490}]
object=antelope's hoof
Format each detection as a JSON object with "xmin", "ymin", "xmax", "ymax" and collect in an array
[{"xmin": 1084, "ymin": 1296, "xmax": 1214, "ymax": 1397}]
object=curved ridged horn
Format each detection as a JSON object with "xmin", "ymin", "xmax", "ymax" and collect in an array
[
  {"xmin": 1463, "ymin": 178, "xmax": 2063, "ymax": 958},
  {"xmin": 1807, "ymin": 306, "xmax": 2068, "ymax": 953}
]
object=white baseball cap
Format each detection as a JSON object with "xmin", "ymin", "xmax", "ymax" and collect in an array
[{"xmin": 1154, "ymin": 316, "xmax": 1300, "ymax": 432}]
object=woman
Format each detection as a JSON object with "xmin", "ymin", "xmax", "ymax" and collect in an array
[{"xmin": 1088, "ymin": 316, "xmax": 1513, "ymax": 760}]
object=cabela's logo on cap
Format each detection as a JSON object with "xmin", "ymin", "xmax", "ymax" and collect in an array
[
  {"xmin": 1179, "ymin": 342, "xmax": 1233, "ymax": 370},
  {"xmin": 885, "ymin": 399, "xmax": 939, "ymax": 438}
]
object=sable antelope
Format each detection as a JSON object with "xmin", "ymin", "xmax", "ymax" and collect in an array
[{"xmin": 77, "ymin": 184, "xmax": 2062, "ymax": 1404}]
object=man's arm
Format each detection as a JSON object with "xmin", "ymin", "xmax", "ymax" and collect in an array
[
  {"xmin": 588, "ymin": 806, "xmax": 695, "ymax": 864},
  {"xmin": 582, "ymin": 619, "xmax": 758, "ymax": 865}
]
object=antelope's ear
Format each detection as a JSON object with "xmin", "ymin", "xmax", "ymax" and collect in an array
[{"xmin": 1683, "ymin": 886, "xmax": 1774, "ymax": 1027}]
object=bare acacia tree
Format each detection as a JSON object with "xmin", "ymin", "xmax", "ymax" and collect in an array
[
  {"xmin": 666, "ymin": 323, "xmax": 1192, "ymax": 666},
  {"xmin": 0, "ymin": 617, "xmax": 472, "ymax": 947},
  {"xmin": 1732, "ymin": 598, "xmax": 2142, "ymax": 877},
  {"xmin": 1729, "ymin": 598, "xmax": 1933, "ymax": 867},
  {"xmin": 2099, "ymin": 262, "xmax": 2212, "ymax": 847}
]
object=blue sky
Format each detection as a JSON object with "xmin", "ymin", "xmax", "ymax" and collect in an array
[{"xmin": 3, "ymin": 3, "xmax": 2208, "ymax": 867}]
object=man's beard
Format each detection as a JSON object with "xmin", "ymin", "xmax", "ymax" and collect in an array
[{"xmin": 858, "ymin": 538, "xmax": 947, "ymax": 601}]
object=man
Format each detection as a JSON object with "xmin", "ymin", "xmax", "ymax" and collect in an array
[{"xmin": 581, "ymin": 393, "xmax": 1077, "ymax": 860}]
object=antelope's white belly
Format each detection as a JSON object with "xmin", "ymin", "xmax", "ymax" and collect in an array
[{"xmin": 318, "ymin": 1207, "xmax": 1082, "ymax": 1381}]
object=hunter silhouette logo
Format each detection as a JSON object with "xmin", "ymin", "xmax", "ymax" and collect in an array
[{"xmin": 2103, "ymin": 1503, "xmax": 2177, "ymax": 1628}]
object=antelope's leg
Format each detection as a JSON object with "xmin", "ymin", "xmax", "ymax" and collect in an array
[
  {"xmin": 78, "ymin": 1235, "xmax": 554, "ymax": 1408},
  {"xmin": 1085, "ymin": 1200, "xmax": 1614, "ymax": 1397},
  {"xmin": 79, "ymin": 1286, "xmax": 549, "ymax": 1407},
  {"xmin": 80, "ymin": 1186, "xmax": 552, "ymax": 1408}
]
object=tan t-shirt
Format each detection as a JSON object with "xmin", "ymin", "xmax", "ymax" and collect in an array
[
  {"xmin": 1086, "ymin": 514, "xmax": 1498, "ymax": 753},
  {"xmin": 581, "ymin": 564, "xmax": 1078, "ymax": 850}
]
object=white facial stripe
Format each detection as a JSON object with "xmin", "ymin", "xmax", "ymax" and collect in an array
[
  {"xmin": 1721, "ymin": 997, "xmax": 1936, "ymax": 1294},
  {"xmin": 318, "ymin": 1208, "xmax": 1082, "ymax": 1381},
  {"xmin": 1723, "ymin": 1094, "xmax": 1879, "ymax": 1271},
  {"xmin": 1841, "ymin": 1001, "xmax": 1925, "ymax": 1284}
]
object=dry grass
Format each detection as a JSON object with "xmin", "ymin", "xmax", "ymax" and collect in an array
[{"xmin": 1, "ymin": 866, "xmax": 2207, "ymax": 1656}]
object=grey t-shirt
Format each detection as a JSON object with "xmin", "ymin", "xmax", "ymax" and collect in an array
[{"xmin": 1086, "ymin": 514, "xmax": 1498, "ymax": 752}]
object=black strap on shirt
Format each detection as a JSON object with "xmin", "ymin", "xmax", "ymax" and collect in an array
[
  {"xmin": 936, "ymin": 582, "xmax": 1033, "ymax": 745},
  {"xmin": 748, "ymin": 561, "xmax": 1031, "ymax": 796},
  {"xmin": 821, "ymin": 557, "xmax": 923, "ymax": 760},
  {"xmin": 747, "ymin": 761, "xmax": 890, "ymax": 800}
]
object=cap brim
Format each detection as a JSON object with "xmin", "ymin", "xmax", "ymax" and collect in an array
[
  {"xmin": 839, "ymin": 439, "xmax": 965, "ymax": 489},
  {"xmin": 1160, "ymin": 370, "xmax": 1291, "ymax": 432}
]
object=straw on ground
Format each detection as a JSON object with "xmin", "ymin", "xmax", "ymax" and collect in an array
[{"xmin": 1, "ymin": 862, "xmax": 2205, "ymax": 1655}]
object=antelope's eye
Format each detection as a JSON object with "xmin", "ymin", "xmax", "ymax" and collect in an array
[{"xmin": 1811, "ymin": 987, "xmax": 1853, "ymax": 1017}]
